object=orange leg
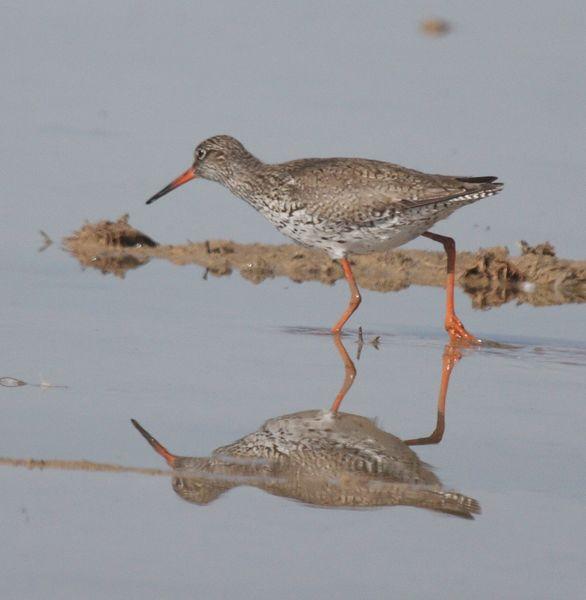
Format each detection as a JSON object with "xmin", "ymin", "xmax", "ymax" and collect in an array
[
  {"xmin": 331, "ymin": 258, "xmax": 362, "ymax": 334},
  {"xmin": 404, "ymin": 343, "xmax": 461, "ymax": 446},
  {"xmin": 329, "ymin": 334, "xmax": 357, "ymax": 413},
  {"xmin": 422, "ymin": 232, "xmax": 480, "ymax": 345}
]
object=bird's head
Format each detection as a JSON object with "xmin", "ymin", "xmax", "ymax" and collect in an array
[{"xmin": 146, "ymin": 135, "xmax": 253, "ymax": 204}]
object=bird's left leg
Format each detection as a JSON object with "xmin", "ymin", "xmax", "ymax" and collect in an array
[
  {"xmin": 331, "ymin": 258, "xmax": 362, "ymax": 334},
  {"xmin": 422, "ymin": 232, "xmax": 480, "ymax": 344}
]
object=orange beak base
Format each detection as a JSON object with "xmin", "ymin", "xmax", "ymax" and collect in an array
[
  {"xmin": 146, "ymin": 166, "xmax": 196, "ymax": 205},
  {"xmin": 131, "ymin": 419, "xmax": 177, "ymax": 467}
]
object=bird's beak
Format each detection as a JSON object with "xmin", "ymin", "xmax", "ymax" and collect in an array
[
  {"xmin": 131, "ymin": 419, "xmax": 177, "ymax": 467},
  {"xmin": 146, "ymin": 166, "xmax": 197, "ymax": 205}
]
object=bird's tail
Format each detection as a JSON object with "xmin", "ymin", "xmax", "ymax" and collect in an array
[
  {"xmin": 400, "ymin": 486, "xmax": 482, "ymax": 519},
  {"xmin": 457, "ymin": 176, "xmax": 504, "ymax": 198}
]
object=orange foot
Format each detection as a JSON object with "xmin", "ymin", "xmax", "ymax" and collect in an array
[{"xmin": 445, "ymin": 315, "xmax": 482, "ymax": 346}]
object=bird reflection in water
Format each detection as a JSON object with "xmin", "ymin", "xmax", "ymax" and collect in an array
[{"xmin": 132, "ymin": 336, "xmax": 480, "ymax": 518}]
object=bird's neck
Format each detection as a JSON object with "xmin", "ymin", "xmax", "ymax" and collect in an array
[{"xmin": 221, "ymin": 156, "xmax": 275, "ymax": 206}]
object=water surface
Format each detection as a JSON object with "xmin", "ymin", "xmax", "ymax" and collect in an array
[{"xmin": 1, "ymin": 2, "xmax": 585, "ymax": 599}]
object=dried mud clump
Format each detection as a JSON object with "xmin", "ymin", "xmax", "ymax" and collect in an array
[
  {"xmin": 461, "ymin": 247, "xmax": 525, "ymax": 308},
  {"xmin": 462, "ymin": 247, "xmax": 524, "ymax": 287},
  {"xmin": 240, "ymin": 258, "xmax": 275, "ymax": 284},
  {"xmin": 84, "ymin": 254, "xmax": 150, "ymax": 278},
  {"xmin": 63, "ymin": 217, "xmax": 586, "ymax": 308},
  {"xmin": 64, "ymin": 215, "xmax": 157, "ymax": 278},
  {"xmin": 461, "ymin": 245, "xmax": 586, "ymax": 308},
  {"xmin": 65, "ymin": 214, "xmax": 157, "ymax": 249}
]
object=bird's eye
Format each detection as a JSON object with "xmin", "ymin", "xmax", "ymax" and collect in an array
[{"xmin": 197, "ymin": 148, "xmax": 207, "ymax": 160}]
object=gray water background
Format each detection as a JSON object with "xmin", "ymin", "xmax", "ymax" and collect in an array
[{"xmin": 1, "ymin": 2, "xmax": 585, "ymax": 599}]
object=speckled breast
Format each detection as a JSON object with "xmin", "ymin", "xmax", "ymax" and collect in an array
[{"xmin": 259, "ymin": 202, "xmax": 457, "ymax": 259}]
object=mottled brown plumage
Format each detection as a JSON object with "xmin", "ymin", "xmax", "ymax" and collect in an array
[
  {"xmin": 132, "ymin": 411, "xmax": 480, "ymax": 518},
  {"xmin": 147, "ymin": 135, "xmax": 503, "ymax": 338},
  {"xmin": 150, "ymin": 136, "xmax": 501, "ymax": 258}
]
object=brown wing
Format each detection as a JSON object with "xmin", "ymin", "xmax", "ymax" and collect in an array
[{"xmin": 279, "ymin": 158, "xmax": 503, "ymax": 222}]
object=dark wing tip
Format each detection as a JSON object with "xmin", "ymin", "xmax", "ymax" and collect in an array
[{"xmin": 456, "ymin": 176, "xmax": 499, "ymax": 184}]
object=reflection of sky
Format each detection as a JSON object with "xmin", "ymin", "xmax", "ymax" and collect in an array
[{"xmin": 1, "ymin": 3, "xmax": 585, "ymax": 599}]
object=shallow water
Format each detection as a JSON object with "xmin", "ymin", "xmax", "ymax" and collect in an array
[
  {"xmin": 3, "ymin": 251, "xmax": 585, "ymax": 599},
  {"xmin": 2, "ymin": 2, "xmax": 585, "ymax": 599}
]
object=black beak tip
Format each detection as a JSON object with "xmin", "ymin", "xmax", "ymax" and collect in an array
[
  {"xmin": 146, "ymin": 183, "xmax": 174, "ymax": 205},
  {"xmin": 131, "ymin": 418, "xmax": 147, "ymax": 436},
  {"xmin": 146, "ymin": 190, "xmax": 165, "ymax": 205},
  {"xmin": 131, "ymin": 418, "xmax": 157, "ymax": 445},
  {"xmin": 145, "ymin": 167, "xmax": 195, "ymax": 206}
]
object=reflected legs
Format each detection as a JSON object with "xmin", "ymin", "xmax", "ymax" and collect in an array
[
  {"xmin": 404, "ymin": 344, "xmax": 461, "ymax": 446},
  {"xmin": 330, "ymin": 334, "xmax": 357, "ymax": 413}
]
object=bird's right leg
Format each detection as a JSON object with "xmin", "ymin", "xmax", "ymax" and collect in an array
[
  {"xmin": 331, "ymin": 258, "xmax": 362, "ymax": 334},
  {"xmin": 422, "ymin": 231, "xmax": 481, "ymax": 344}
]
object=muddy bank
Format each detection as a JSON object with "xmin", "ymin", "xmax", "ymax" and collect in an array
[
  {"xmin": 0, "ymin": 456, "xmax": 166, "ymax": 477},
  {"xmin": 63, "ymin": 216, "xmax": 586, "ymax": 308}
]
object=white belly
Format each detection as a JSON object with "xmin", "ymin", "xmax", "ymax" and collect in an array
[{"xmin": 258, "ymin": 205, "xmax": 455, "ymax": 259}]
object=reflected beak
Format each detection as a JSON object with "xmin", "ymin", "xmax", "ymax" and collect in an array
[
  {"xmin": 146, "ymin": 166, "xmax": 196, "ymax": 205},
  {"xmin": 131, "ymin": 419, "xmax": 177, "ymax": 467}
]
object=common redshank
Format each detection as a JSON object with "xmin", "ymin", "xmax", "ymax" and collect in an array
[
  {"xmin": 131, "ymin": 332, "xmax": 475, "ymax": 514},
  {"xmin": 147, "ymin": 136, "xmax": 503, "ymax": 342},
  {"xmin": 131, "ymin": 408, "xmax": 479, "ymax": 516}
]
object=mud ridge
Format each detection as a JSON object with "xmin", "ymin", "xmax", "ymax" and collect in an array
[
  {"xmin": 63, "ymin": 216, "xmax": 586, "ymax": 308},
  {"xmin": 0, "ymin": 456, "xmax": 167, "ymax": 476}
]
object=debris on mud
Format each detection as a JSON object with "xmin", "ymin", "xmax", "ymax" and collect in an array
[
  {"xmin": 63, "ymin": 217, "xmax": 586, "ymax": 308},
  {"xmin": 518, "ymin": 240, "xmax": 556, "ymax": 257}
]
